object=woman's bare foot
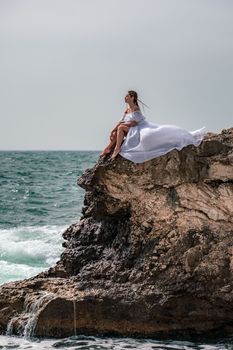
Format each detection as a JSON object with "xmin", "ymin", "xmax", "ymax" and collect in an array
[
  {"xmin": 100, "ymin": 147, "xmax": 111, "ymax": 158},
  {"xmin": 110, "ymin": 147, "xmax": 121, "ymax": 160}
]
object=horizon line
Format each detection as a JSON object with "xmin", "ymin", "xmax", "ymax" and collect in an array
[{"xmin": 0, "ymin": 149, "xmax": 101, "ymax": 152}]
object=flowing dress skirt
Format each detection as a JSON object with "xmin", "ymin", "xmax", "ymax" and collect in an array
[{"xmin": 119, "ymin": 120, "xmax": 208, "ymax": 164}]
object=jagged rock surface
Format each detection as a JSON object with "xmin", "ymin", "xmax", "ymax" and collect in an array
[{"xmin": 1, "ymin": 128, "xmax": 233, "ymax": 339}]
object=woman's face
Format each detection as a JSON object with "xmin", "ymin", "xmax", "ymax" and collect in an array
[{"xmin": 124, "ymin": 93, "xmax": 133, "ymax": 103}]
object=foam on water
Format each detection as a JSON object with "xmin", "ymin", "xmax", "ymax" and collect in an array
[
  {"xmin": 0, "ymin": 225, "xmax": 66, "ymax": 285},
  {"xmin": 0, "ymin": 334, "xmax": 231, "ymax": 349},
  {"xmin": 0, "ymin": 151, "xmax": 100, "ymax": 285}
]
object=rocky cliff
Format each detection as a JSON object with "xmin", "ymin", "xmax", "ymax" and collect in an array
[{"xmin": 0, "ymin": 127, "xmax": 233, "ymax": 340}]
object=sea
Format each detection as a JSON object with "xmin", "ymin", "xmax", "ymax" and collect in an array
[{"xmin": 0, "ymin": 150, "xmax": 232, "ymax": 349}]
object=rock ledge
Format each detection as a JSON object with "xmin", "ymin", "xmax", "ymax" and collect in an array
[{"xmin": 1, "ymin": 128, "xmax": 233, "ymax": 340}]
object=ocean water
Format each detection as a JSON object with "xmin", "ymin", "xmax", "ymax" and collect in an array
[
  {"xmin": 0, "ymin": 150, "xmax": 99, "ymax": 285},
  {"xmin": 0, "ymin": 150, "xmax": 232, "ymax": 349}
]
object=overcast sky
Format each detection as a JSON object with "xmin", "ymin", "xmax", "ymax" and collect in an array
[{"xmin": 0, "ymin": 0, "xmax": 232, "ymax": 150}]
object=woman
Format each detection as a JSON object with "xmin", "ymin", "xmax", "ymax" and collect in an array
[{"xmin": 100, "ymin": 90, "xmax": 210, "ymax": 163}]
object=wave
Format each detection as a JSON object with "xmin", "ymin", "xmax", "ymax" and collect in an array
[{"xmin": 0, "ymin": 224, "xmax": 67, "ymax": 285}]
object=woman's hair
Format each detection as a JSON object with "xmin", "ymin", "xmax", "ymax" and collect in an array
[
  {"xmin": 127, "ymin": 90, "xmax": 150, "ymax": 111},
  {"xmin": 128, "ymin": 90, "xmax": 139, "ymax": 107}
]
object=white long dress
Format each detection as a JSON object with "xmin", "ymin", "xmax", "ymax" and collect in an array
[{"xmin": 119, "ymin": 111, "xmax": 208, "ymax": 164}]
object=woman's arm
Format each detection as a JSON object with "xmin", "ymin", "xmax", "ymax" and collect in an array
[
  {"xmin": 111, "ymin": 120, "xmax": 137, "ymax": 133},
  {"xmin": 121, "ymin": 121, "xmax": 138, "ymax": 127},
  {"xmin": 111, "ymin": 121, "xmax": 123, "ymax": 132},
  {"xmin": 111, "ymin": 108, "xmax": 139, "ymax": 132}
]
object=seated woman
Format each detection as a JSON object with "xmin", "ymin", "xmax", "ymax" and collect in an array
[
  {"xmin": 100, "ymin": 90, "xmax": 145, "ymax": 160},
  {"xmin": 100, "ymin": 90, "xmax": 210, "ymax": 164}
]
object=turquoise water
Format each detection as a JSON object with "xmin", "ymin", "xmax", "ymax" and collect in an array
[
  {"xmin": 0, "ymin": 151, "xmax": 232, "ymax": 349},
  {"xmin": 0, "ymin": 150, "xmax": 99, "ymax": 284}
]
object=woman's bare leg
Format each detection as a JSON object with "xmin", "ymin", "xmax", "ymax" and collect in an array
[
  {"xmin": 100, "ymin": 132, "xmax": 117, "ymax": 157},
  {"xmin": 111, "ymin": 125, "xmax": 128, "ymax": 160}
]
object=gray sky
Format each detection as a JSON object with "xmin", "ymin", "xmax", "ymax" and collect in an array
[{"xmin": 0, "ymin": 0, "xmax": 232, "ymax": 150}]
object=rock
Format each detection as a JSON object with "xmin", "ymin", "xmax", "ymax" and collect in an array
[{"xmin": 1, "ymin": 127, "xmax": 233, "ymax": 340}]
